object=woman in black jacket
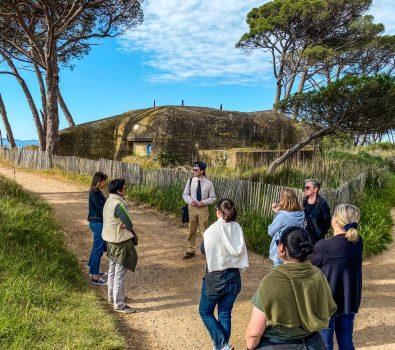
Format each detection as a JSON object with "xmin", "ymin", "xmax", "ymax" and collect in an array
[
  {"xmin": 87, "ymin": 171, "xmax": 108, "ymax": 285},
  {"xmin": 308, "ymin": 204, "xmax": 363, "ymax": 350},
  {"xmin": 303, "ymin": 179, "xmax": 331, "ymax": 244}
]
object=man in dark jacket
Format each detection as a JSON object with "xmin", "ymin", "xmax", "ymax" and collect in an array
[{"xmin": 303, "ymin": 179, "xmax": 331, "ymax": 244}]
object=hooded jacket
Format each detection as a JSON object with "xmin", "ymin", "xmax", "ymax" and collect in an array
[
  {"xmin": 252, "ymin": 261, "xmax": 336, "ymax": 339},
  {"xmin": 268, "ymin": 210, "xmax": 305, "ymax": 263},
  {"xmin": 203, "ymin": 217, "xmax": 249, "ymax": 273}
]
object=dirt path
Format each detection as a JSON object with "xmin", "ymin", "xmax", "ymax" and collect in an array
[{"xmin": 0, "ymin": 164, "xmax": 394, "ymax": 349}]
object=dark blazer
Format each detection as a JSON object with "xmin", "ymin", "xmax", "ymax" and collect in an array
[
  {"xmin": 308, "ymin": 234, "xmax": 363, "ymax": 315},
  {"xmin": 88, "ymin": 188, "xmax": 106, "ymax": 223},
  {"xmin": 303, "ymin": 193, "xmax": 331, "ymax": 243}
]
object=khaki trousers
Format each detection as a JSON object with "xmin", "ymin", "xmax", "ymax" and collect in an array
[{"xmin": 187, "ymin": 205, "xmax": 209, "ymax": 252}]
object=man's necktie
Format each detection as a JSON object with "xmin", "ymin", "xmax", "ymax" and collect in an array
[{"xmin": 197, "ymin": 180, "xmax": 202, "ymax": 201}]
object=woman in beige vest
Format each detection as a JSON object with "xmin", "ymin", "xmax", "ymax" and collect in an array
[{"xmin": 102, "ymin": 179, "xmax": 138, "ymax": 314}]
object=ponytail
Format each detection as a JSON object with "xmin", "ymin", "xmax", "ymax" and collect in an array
[
  {"xmin": 217, "ymin": 198, "xmax": 237, "ymax": 222},
  {"xmin": 333, "ymin": 204, "xmax": 360, "ymax": 243}
]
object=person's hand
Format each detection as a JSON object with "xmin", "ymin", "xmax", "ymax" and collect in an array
[
  {"xmin": 120, "ymin": 223, "xmax": 126, "ymax": 229},
  {"xmin": 191, "ymin": 200, "xmax": 197, "ymax": 207},
  {"xmin": 197, "ymin": 201, "xmax": 204, "ymax": 207},
  {"xmin": 271, "ymin": 202, "xmax": 279, "ymax": 212}
]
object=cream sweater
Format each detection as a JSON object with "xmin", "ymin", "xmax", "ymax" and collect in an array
[{"xmin": 204, "ymin": 217, "xmax": 249, "ymax": 273}]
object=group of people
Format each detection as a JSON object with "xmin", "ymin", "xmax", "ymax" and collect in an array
[
  {"xmin": 87, "ymin": 173, "xmax": 137, "ymax": 313},
  {"xmin": 85, "ymin": 160, "xmax": 363, "ymax": 350}
]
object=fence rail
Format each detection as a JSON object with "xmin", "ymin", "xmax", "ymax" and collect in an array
[{"xmin": 0, "ymin": 147, "xmax": 367, "ymax": 216}]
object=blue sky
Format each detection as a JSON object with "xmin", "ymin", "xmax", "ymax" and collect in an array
[{"xmin": 0, "ymin": 0, "xmax": 394, "ymax": 140}]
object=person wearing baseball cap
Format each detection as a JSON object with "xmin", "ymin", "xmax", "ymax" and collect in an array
[{"xmin": 182, "ymin": 161, "xmax": 216, "ymax": 259}]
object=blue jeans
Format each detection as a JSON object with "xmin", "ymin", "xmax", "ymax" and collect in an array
[
  {"xmin": 320, "ymin": 313, "xmax": 355, "ymax": 350},
  {"xmin": 199, "ymin": 278, "xmax": 240, "ymax": 349},
  {"xmin": 88, "ymin": 222, "xmax": 106, "ymax": 275}
]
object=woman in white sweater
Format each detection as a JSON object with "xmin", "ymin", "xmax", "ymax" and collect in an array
[{"xmin": 199, "ymin": 198, "xmax": 249, "ymax": 350}]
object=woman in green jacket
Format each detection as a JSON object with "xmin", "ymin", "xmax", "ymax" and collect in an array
[{"xmin": 246, "ymin": 226, "xmax": 336, "ymax": 350}]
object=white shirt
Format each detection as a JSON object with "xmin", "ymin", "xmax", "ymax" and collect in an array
[{"xmin": 182, "ymin": 176, "xmax": 216, "ymax": 206}]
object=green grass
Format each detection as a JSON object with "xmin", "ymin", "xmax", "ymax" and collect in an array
[
  {"xmin": 209, "ymin": 147, "xmax": 394, "ymax": 188},
  {"xmin": 0, "ymin": 176, "xmax": 125, "ymax": 350},
  {"xmin": 357, "ymin": 172, "xmax": 395, "ymax": 257}
]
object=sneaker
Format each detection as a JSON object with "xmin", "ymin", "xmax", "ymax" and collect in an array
[
  {"xmin": 113, "ymin": 304, "xmax": 136, "ymax": 314},
  {"xmin": 183, "ymin": 251, "xmax": 195, "ymax": 259},
  {"xmin": 91, "ymin": 277, "xmax": 107, "ymax": 285},
  {"xmin": 89, "ymin": 271, "xmax": 108, "ymax": 278}
]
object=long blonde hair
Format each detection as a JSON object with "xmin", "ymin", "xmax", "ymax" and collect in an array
[
  {"xmin": 278, "ymin": 188, "xmax": 302, "ymax": 212},
  {"xmin": 333, "ymin": 204, "xmax": 361, "ymax": 242}
]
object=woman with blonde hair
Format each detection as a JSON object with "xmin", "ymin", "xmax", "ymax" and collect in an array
[
  {"xmin": 268, "ymin": 188, "xmax": 305, "ymax": 267},
  {"xmin": 309, "ymin": 204, "xmax": 363, "ymax": 350}
]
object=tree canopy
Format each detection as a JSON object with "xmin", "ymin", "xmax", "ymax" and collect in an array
[
  {"xmin": 0, "ymin": 0, "xmax": 143, "ymax": 154},
  {"xmin": 236, "ymin": 0, "xmax": 390, "ymax": 105}
]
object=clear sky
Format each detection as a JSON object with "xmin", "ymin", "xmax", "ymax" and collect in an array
[{"xmin": 0, "ymin": 0, "xmax": 394, "ymax": 140}]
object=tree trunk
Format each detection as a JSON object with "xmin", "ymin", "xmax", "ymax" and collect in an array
[
  {"xmin": 45, "ymin": 41, "xmax": 60, "ymax": 156},
  {"xmin": 34, "ymin": 62, "xmax": 48, "ymax": 143},
  {"xmin": 0, "ymin": 50, "xmax": 46, "ymax": 150},
  {"xmin": 274, "ymin": 78, "xmax": 282, "ymax": 108},
  {"xmin": 268, "ymin": 124, "xmax": 338, "ymax": 173},
  {"xmin": 0, "ymin": 94, "xmax": 17, "ymax": 148},
  {"xmin": 57, "ymin": 88, "xmax": 75, "ymax": 126}
]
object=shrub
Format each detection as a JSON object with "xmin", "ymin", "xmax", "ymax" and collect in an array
[
  {"xmin": 155, "ymin": 152, "xmax": 179, "ymax": 167},
  {"xmin": 357, "ymin": 172, "xmax": 395, "ymax": 257}
]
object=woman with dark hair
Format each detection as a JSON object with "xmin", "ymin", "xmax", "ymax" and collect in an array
[
  {"xmin": 246, "ymin": 226, "xmax": 336, "ymax": 350},
  {"xmin": 103, "ymin": 179, "xmax": 138, "ymax": 314},
  {"xmin": 199, "ymin": 198, "xmax": 249, "ymax": 350},
  {"xmin": 309, "ymin": 204, "xmax": 363, "ymax": 350},
  {"xmin": 87, "ymin": 171, "xmax": 108, "ymax": 285}
]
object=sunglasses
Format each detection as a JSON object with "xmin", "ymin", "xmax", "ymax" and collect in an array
[
  {"xmin": 304, "ymin": 186, "xmax": 311, "ymax": 190},
  {"xmin": 193, "ymin": 168, "xmax": 201, "ymax": 172},
  {"xmin": 275, "ymin": 239, "xmax": 281, "ymax": 246}
]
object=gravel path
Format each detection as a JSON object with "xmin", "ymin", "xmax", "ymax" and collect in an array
[{"xmin": 0, "ymin": 164, "xmax": 393, "ymax": 349}]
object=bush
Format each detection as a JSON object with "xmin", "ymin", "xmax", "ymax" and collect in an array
[
  {"xmin": 155, "ymin": 152, "xmax": 179, "ymax": 167},
  {"xmin": 357, "ymin": 172, "xmax": 395, "ymax": 257}
]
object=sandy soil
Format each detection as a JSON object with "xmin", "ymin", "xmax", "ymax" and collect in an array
[{"xmin": 0, "ymin": 164, "xmax": 394, "ymax": 350}]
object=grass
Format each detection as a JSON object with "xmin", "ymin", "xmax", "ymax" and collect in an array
[
  {"xmin": 0, "ymin": 176, "xmax": 125, "ymax": 350},
  {"xmin": 209, "ymin": 147, "xmax": 394, "ymax": 188},
  {"xmin": 357, "ymin": 172, "xmax": 395, "ymax": 257}
]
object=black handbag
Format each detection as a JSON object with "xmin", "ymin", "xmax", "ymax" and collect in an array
[
  {"xmin": 182, "ymin": 177, "xmax": 193, "ymax": 224},
  {"xmin": 182, "ymin": 204, "xmax": 189, "ymax": 224},
  {"xmin": 131, "ymin": 228, "xmax": 138, "ymax": 246}
]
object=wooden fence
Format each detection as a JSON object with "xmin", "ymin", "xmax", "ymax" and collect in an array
[{"xmin": 0, "ymin": 146, "xmax": 367, "ymax": 216}]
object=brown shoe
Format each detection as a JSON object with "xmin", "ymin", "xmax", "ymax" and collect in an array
[{"xmin": 183, "ymin": 251, "xmax": 195, "ymax": 259}]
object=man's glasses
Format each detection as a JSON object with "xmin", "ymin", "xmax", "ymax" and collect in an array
[
  {"xmin": 304, "ymin": 186, "xmax": 311, "ymax": 190},
  {"xmin": 193, "ymin": 168, "xmax": 200, "ymax": 172}
]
